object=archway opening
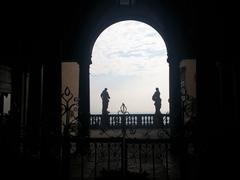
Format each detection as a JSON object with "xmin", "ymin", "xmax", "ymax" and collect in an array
[{"xmin": 90, "ymin": 20, "xmax": 169, "ymax": 114}]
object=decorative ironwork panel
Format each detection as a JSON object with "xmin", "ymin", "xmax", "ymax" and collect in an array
[
  {"xmin": 73, "ymin": 139, "xmax": 170, "ymax": 180},
  {"xmin": 61, "ymin": 86, "xmax": 80, "ymax": 137}
]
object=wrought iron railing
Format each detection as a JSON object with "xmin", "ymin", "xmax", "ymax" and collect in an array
[
  {"xmin": 61, "ymin": 87, "xmax": 172, "ymax": 180},
  {"xmin": 70, "ymin": 138, "xmax": 170, "ymax": 180}
]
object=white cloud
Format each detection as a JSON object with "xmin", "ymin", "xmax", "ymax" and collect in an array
[{"xmin": 90, "ymin": 20, "xmax": 169, "ymax": 114}]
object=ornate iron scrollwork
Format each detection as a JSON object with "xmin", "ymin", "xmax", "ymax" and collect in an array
[
  {"xmin": 61, "ymin": 87, "xmax": 80, "ymax": 136},
  {"xmin": 61, "ymin": 87, "xmax": 80, "ymax": 155},
  {"xmin": 118, "ymin": 103, "xmax": 137, "ymax": 137}
]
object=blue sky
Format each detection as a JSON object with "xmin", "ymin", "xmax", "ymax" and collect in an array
[{"xmin": 90, "ymin": 20, "xmax": 169, "ymax": 114}]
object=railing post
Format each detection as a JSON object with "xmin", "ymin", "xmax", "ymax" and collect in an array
[
  {"xmin": 94, "ymin": 142, "xmax": 97, "ymax": 180},
  {"xmin": 118, "ymin": 103, "xmax": 128, "ymax": 177},
  {"xmin": 139, "ymin": 144, "xmax": 142, "ymax": 172},
  {"xmin": 107, "ymin": 143, "xmax": 110, "ymax": 171},
  {"xmin": 165, "ymin": 143, "xmax": 169, "ymax": 180},
  {"xmin": 152, "ymin": 144, "xmax": 156, "ymax": 179},
  {"xmin": 121, "ymin": 115, "xmax": 126, "ymax": 177},
  {"xmin": 62, "ymin": 126, "xmax": 70, "ymax": 180},
  {"xmin": 81, "ymin": 153, "xmax": 84, "ymax": 180}
]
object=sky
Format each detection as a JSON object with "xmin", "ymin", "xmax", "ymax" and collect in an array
[{"xmin": 90, "ymin": 20, "xmax": 169, "ymax": 114}]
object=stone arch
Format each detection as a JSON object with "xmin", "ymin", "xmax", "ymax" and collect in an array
[
  {"xmin": 68, "ymin": 2, "xmax": 186, "ymax": 137},
  {"xmin": 90, "ymin": 20, "xmax": 169, "ymax": 114}
]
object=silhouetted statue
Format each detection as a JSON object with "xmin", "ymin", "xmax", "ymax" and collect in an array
[
  {"xmin": 152, "ymin": 88, "xmax": 162, "ymax": 115},
  {"xmin": 101, "ymin": 88, "xmax": 110, "ymax": 115}
]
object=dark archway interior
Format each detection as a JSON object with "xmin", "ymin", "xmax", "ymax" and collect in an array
[{"xmin": 0, "ymin": 1, "xmax": 236, "ymax": 180}]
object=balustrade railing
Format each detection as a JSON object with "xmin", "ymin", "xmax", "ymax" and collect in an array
[{"xmin": 90, "ymin": 114, "xmax": 170, "ymax": 129}]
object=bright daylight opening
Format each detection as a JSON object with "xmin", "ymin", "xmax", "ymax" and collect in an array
[{"xmin": 90, "ymin": 20, "xmax": 169, "ymax": 114}]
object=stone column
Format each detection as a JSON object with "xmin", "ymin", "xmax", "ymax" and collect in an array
[
  {"xmin": 78, "ymin": 56, "xmax": 91, "ymax": 139},
  {"xmin": 168, "ymin": 55, "xmax": 185, "ymax": 179},
  {"xmin": 168, "ymin": 56, "xmax": 182, "ymax": 139},
  {"xmin": 41, "ymin": 61, "xmax": 62, "ymax": 179}
]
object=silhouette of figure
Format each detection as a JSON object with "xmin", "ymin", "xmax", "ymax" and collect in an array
[
  {"xmin": 101, "ymin": 88, "xmax": 110, "ymax": 115},
  {"xmin": 152, "ymin": 88, "xmax": 162, "ymax": 115}
]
